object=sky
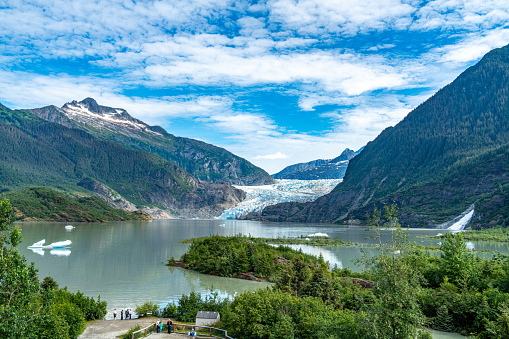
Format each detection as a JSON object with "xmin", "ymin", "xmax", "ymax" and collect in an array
[{"xmin": 1, "ymin": 0, "xmax": 509, "ymax": 174}]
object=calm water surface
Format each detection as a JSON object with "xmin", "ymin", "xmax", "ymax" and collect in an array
[{"xmin": 17, "ymin": 218, "xmax": 504, "ymax": 333}]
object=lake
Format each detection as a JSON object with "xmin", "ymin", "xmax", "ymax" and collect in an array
[{"xmin": 17, "ymin": 218, "xmax": 502, "ymax": 334}]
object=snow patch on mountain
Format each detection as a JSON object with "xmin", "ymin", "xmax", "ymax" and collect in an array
[
  {"xmin": 61, "ymin": 99, "xmax": 162, "ymax": 137},
  {"xmin": 216, "ymin": 179, "xmax": 342, "ymax": 219}
]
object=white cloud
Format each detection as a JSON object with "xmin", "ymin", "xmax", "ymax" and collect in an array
[
  {"xmin": 266, "ymin": 0, "xmax": 416, "ymax": 35},
  {"xmin": 253, "ymin": 152, "xmax": 289, "ymax": 160},
  {"xmin": 435, "ymin": 28, "xmax": 509, "ymax": 64}
]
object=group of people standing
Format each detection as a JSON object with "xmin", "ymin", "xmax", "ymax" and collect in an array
[
  {"xmin": 154, "ymin": 319, "xmax": 173, "ymax": 334},
  {"xmin": 113, "ymin": 308, "xmax": 132, "ymax": 320}
]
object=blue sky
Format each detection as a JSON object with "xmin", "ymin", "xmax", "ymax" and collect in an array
[{"xmin": 1, "ymin": 0, "xmax": 509, "ymax": 174}]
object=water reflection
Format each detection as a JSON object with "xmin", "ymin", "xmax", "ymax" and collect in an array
[{"xmin": 50, "ymin": 248, "xmax": 72, "ymax": 256}]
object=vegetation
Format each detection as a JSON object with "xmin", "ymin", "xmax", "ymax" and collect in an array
[
  {"xmin": 161, "ymin": 291, "xmax": 229, "ymax": 323},
  {"xmin": 170, "ymin": 234, "xmax": 321, "ymax": 281},
  {"xmin": 118, "ymin": 324, "xmax": 141, "ymax": 339},
  {"xmin": 166, "ymin": 205, "xmax": 509, "ymax": 338},
  {"xmin": 1, "ymin": 187, "xmax": 151, "ymax": 222},
  {"xmin": 179, "ymin": 235, "xmax": 362, "ymax": 248},
  {"xmin": 135, "ymin": 301, "xmax": 160, "ymax": 318},
  {"xmin": 0, "ymin": 199, "xmax": 107, "ymax": 338},
  {"xmin": 422, "ymin": 227, "xmax": 509, "ymax": 242}
]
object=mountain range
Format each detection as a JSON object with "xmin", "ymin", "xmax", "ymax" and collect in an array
[
  {"xmin": 272, "ymin": 148, "xmax": 362, "ymax": 180},
  {"xmin": 250, "ymin": 44, "xmax": 509, "ymax": 229},
  {"xmin": 30, "ymin": 98, "xmax": 274, "ymax": 186},
  {"xmin": 0, "ymin": 104, "xmax": 245, "ymax": 218}
]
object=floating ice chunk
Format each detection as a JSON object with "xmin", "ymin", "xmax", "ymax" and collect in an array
[
  {"xmin": 436, "ymin": 233, "xmax": 443, "ymax": 236},
  {"xmin": 307, "ymin": 233, "xmax": 329, "ymax": 237},
  {"xmin": 65, "ymin": 225, "xmax": 75, "ymax": 230},
  {"xmin": 48, "ymin": 240, "xmax": 72, "ymax": 248},
  {"xmin": 28, "ymin": 239, "xmax": 46, "ymax": 248},
  {"xmin": 466, "ymin": 242, "xmax": 475, "ymax": 250}
]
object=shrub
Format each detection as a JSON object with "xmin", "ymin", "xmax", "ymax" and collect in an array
[{"xmin": 135, "ymin": 301, "xmax": 160, "ymax": 317}]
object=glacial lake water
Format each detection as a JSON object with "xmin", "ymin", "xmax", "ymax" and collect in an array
[{"xmin": 17, "ymin": 218, "xmax": 507, "ymax": 336}]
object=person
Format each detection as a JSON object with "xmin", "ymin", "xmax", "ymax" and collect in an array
[
  {"xmin": 167, "ymin": 319, "xmax": 172, "ymax": 334},
  {"xmin": 188, "ymin": 327, "xmax": 196, "ymax": 338},
  {"xmin": 121, "ymin": 309, "xmax": 123, "ymax": 320},
  {"xmin": 129, "ymin": 309, "xmax": 132, "ymax": 320},
  {"xmin": 156, "ymin": 319, "xmax": 160, "ymax": 333},
  {"xmin": 113, "ymin": 309, "xmax": 117, "ymax": 320},
  {"xmin": 126, "ymin": 309, "xmax": 129, "ymax": 320},
  {"xmin": 159, "ymin": 321, "xmax": 163, "ymax": 333}
]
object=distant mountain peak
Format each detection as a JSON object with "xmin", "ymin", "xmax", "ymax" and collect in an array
[
  {"xmin": 272, "ymin": 147, "xmax": 362, "ymax": 180},
  {"xmin": 60, "ymin": 98, "xmax": 160, "ymax": 136}
]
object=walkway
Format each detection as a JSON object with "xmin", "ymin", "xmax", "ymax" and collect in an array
[{"xmin": 78, "ymin": 317, "xmax": 172, "ymax": 339}]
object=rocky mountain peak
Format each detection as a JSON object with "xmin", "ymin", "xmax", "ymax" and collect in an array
[{"xmin": 60, "ymin": 98, "xmax": 152, "ymax": 132}]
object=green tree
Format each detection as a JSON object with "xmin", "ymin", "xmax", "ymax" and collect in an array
[
  {"xmin": 362, "ymin": 205, "xmax": 429, "ymax": 339},
  {"xmin": 433, "ymin": 305, "xmax": 455, "ymax": 332},
  {"xmin": 439, "ymin": 232, "xmax": 475, "ymax": 288},
  {"xmin": 0, "ymin": 198, "xmax": 41, "ymax": 338}
]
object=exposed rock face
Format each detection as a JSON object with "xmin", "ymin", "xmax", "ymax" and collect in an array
[
  {"xmin": 30, "ymin": 98, "xmax": 274, "ymax": 186},
  {"xmin": 78, "ymin": 179, "xmax": 138, "ymax": 212}
]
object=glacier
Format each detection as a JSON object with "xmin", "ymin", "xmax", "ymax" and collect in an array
[{"xmin": 215, "ymin": 179, "xmax": 342, "ymax": 219}]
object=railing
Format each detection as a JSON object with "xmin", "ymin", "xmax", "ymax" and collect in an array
[
  {"xmin": 130, "ymin": 322, "xmax": 234, "ymax": 339},
  {"xmin": 130, "ymin": 322, "xmax": 156, "ymax": 339}
]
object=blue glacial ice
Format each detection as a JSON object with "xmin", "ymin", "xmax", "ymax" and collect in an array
[{"xmin": 216, "ymin": 179, "xmax": 342, "ymax": 220}]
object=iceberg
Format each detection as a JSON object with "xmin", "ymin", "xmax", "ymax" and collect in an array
[
  {"xmin": 28, "ymin": 239, "xmax": 71, "ymax": 249},
  {"xmin": 28, "ymin": 239, "xmax": 46, "ymax": 248},
  {"xmin": 65, "ymin": 225, "xmax": 75, "ymax": 230},
  {"xmin": 49, "ymin": 240, "xmax": 72, "ymax": 248}
]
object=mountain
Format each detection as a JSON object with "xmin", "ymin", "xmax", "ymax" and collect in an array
[
  {"xmin": 272, "ymin": 148, "xmax": 362, "ymax": 180},
  {"xmin": 252, "ymin": 44, "xmax": 509, "ymax": 228},
  {"xmin": 0, "ymin": 105, "xmax": 245, "ymax": 218},
  {"xmin": 30, "ymin": 98, "xmax": 274, "ymax": 186}
]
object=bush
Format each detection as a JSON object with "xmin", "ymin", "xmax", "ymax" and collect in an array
[
  {"xmin": 119, "ymin": 325, "xmax": 142, "ymax": 339},
  {"xmin": 135, "ymin": 301, "xmax": 160, "ymax": 317}
]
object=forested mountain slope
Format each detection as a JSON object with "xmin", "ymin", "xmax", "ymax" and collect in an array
[
  {"xmin": 0, "ymin": 106, "xmax": 244, "ymax": 218},
  {"xmin": 30, "ymin": 98, "xmax": 274, "ymax": 186},
  {"xmin": 254, "ymin": 44, "xmax": 509, "ymax": 228}
]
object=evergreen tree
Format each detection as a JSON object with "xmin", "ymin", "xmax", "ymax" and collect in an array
[{"xmin": 433, "ymin": 305, "xmax": 455, "ymax": 332}]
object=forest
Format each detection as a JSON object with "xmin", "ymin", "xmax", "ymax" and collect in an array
[{"xmin": 166, "ymin": 206, "xmax": 509, "ymax": 338}]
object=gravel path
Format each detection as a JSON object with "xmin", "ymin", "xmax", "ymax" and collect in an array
[{"xmin": 78, "ymin": 317, "xmax": 163, "ymax": 339}]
